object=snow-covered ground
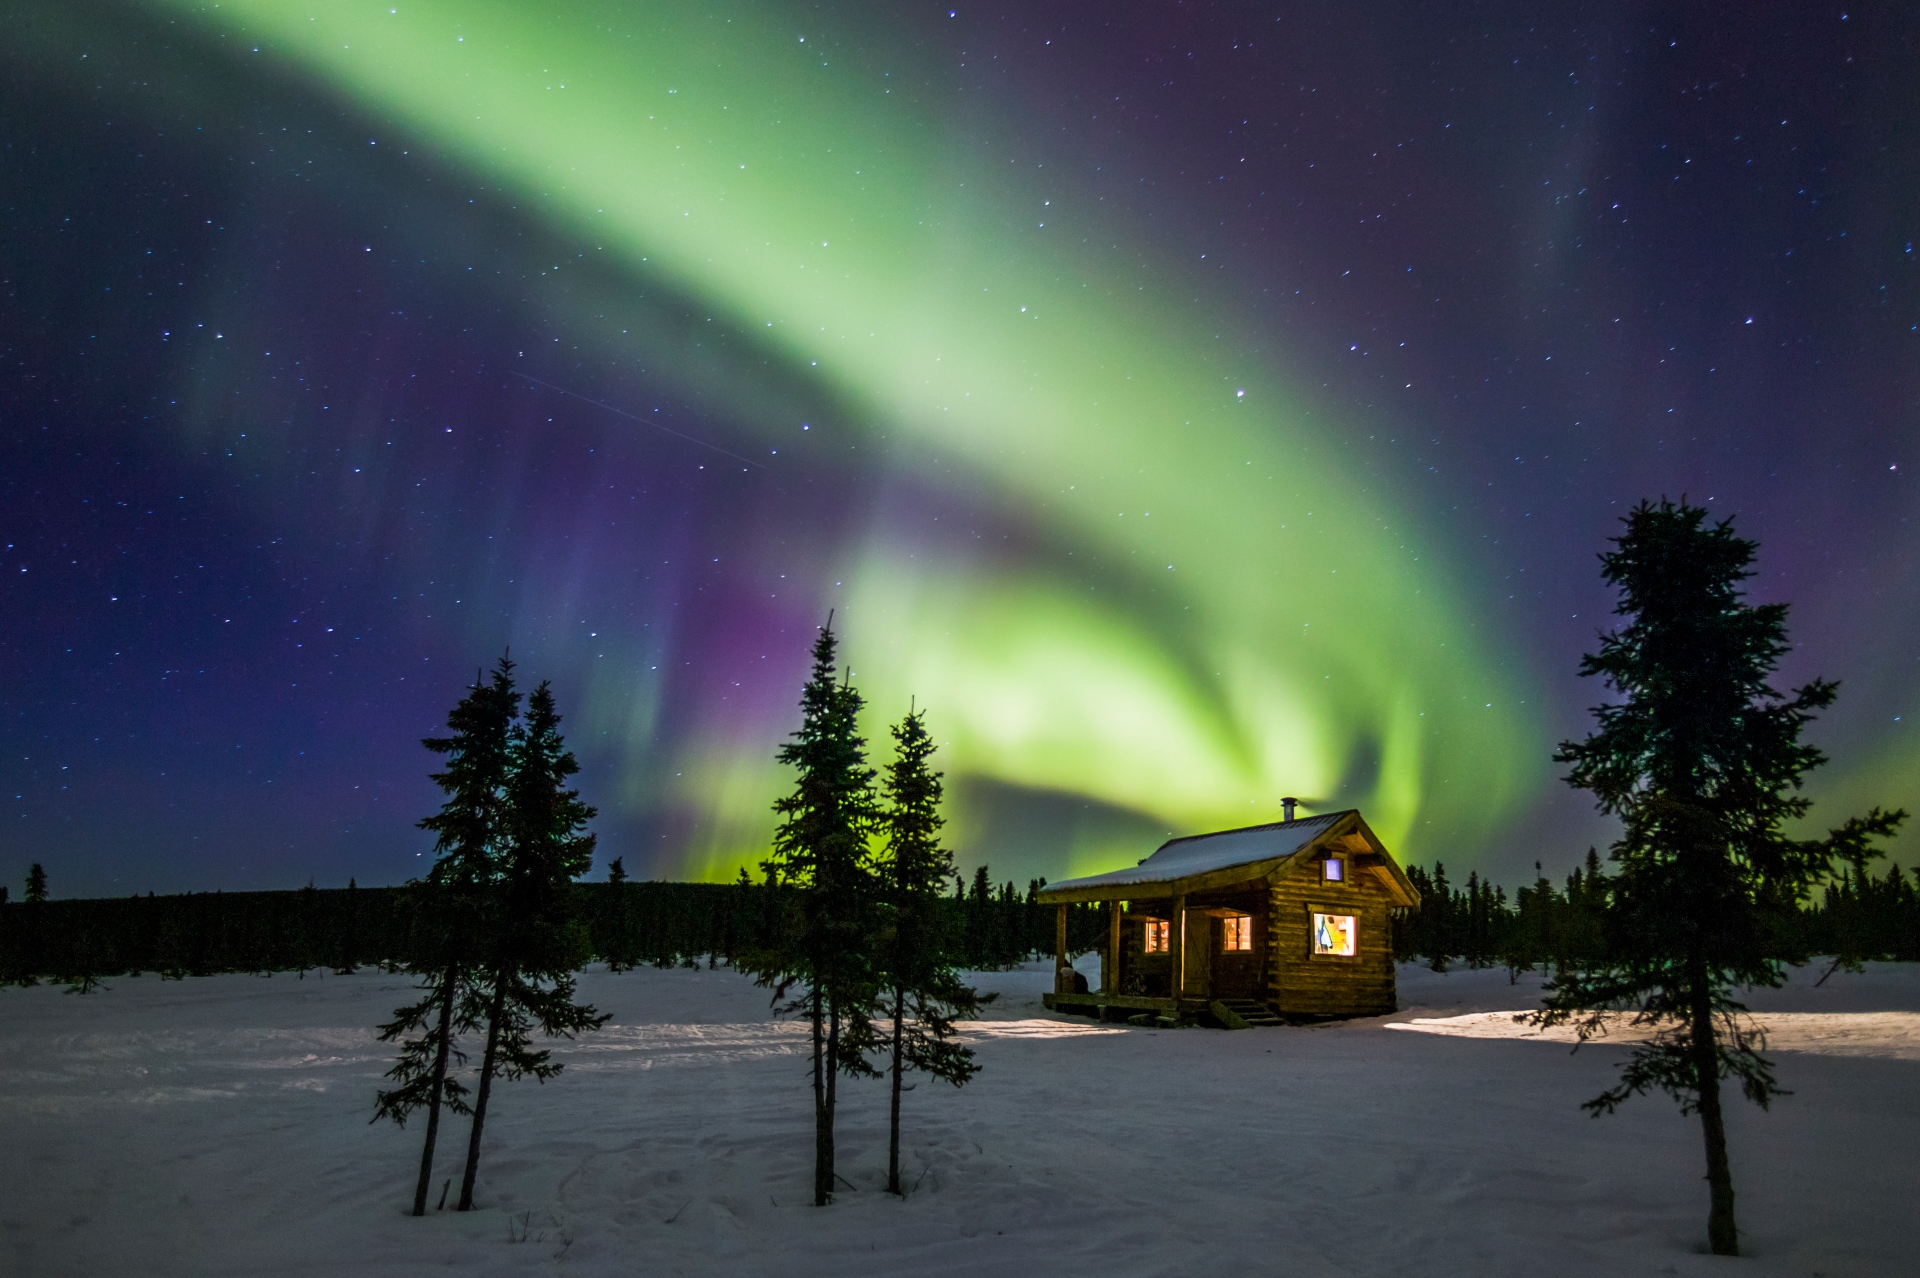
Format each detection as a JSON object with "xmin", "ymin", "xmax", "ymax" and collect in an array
[{"xmin": 2, "ymin": 957, "xmax": 1916, "ymax": 1277}]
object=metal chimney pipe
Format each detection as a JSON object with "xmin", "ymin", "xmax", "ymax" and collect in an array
[{"xmin": 1281, "ymin": 796, "xmax": 1298, "ymax": 822}]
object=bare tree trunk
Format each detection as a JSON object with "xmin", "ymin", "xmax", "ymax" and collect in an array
[
  {"xmin": 811, "ymin": 985, "xmax": 828, "ymax": 1206},
  {"xmin": 823, "ymin": 1001, "xmax": 840, "ymax": 1200},
  {"xmin": 888, "ymin": 985, "xmax": 905, "ymax": 1195},
  {"xmin": 457, "ymin": 974, "xmax": 507, "ymax": 1212},
  {"xmin": 410, "ymin": 974, "xmax": 458, "ymax": 1216},
  {"xmin": 1688, "ymin": 961, "xmax": 1738, "ymax": 1256}
]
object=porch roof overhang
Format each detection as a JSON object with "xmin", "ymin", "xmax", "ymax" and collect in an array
[{"xmin": 1036, "ymin": 809, "xmax": 1430, "ymax": 905}]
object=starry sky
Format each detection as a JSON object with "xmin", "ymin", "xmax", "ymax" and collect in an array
[{"xmin": 3, "ymin": 2, "xmax": 1914, "ymax": 898}]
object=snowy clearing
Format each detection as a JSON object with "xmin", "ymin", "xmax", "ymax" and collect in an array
[{"xmin": 2, "ymin": 958, "xmax": 1916, "ymax": 1276}]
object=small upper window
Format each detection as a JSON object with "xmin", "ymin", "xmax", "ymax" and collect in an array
[
  {"xmin": 1223, "ymin": 915, "xmax": 1252, "ymax": 951},
  {"xmin": 1322, "ymin": 857, "xmax": 1345, "ymax": 883},
  {"xmin": 1142, "ymin": 919, "xmax": 1170, "ymax": 953}
]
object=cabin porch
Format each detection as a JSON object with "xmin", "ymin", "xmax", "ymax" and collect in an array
[
  {"xmin": 1041, "ymin": 990, "xmax": 1287, "ymax": 1029},
  {"xmin": 1042, "ymin": 991, "xmax": 1180, "ymax": 1020},
  {"xmin": 1041, "ymin": 885, "xmax": 1270, "ymax": 1005}
]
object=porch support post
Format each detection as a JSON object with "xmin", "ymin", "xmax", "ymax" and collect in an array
[
  {"xmin": 1105, "ymin": 899, "xmax": 1122, "ymax": 993},
  {"xmin": 1173, "ymin": 891, "xmax": 1188, "ymax": 1002},
  {"xmin": 1054, "ymin": 903, "xmax": 1069, "ymax": 993}
]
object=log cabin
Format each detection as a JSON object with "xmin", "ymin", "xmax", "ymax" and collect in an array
[{"xmin": 1034, "ymin": 809, "xmax": 1420, "ymax": 1026}]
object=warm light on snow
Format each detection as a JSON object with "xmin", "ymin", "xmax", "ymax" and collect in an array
[
  {"xmin": 1384, "ymin": 1011, "xmax": 1920, "ymax": 1061},
  {"xmin": 958, "ymin": 1019, "xmax": 1125, "ymax": 1040}
]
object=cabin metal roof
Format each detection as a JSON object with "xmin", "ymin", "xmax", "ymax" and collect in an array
[{"xmin": 1037, "ymin": 811, "xmax": 1353, "ymax": 899}]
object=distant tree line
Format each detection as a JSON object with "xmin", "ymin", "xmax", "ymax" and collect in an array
[
  {"xmin": 1390, "ymin": 852, "xmax": 1920, "ymax": 976},
  {"xmin": 0, "ymin": 871, "xmax": 1106, "ymax": 988},
  {"xmin": 1812, "ymin": 861, "xmax": 1920, "ymax": 965},
  {"xmin": 1393, "ymin": 852, "xmax": 1613, "ymax": 974},
  {"xmin": 7, "ymin": 845, "xmax": 1908, "ymax": 991},
  {"xmin": 6, "ymin": 845, "xmax": 1909, "ymax": 990}
]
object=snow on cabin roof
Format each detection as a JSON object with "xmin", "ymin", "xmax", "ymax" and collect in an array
[{"xmin": 1042, "ymin": 811, "xmax": 1352, "ymax": 894}]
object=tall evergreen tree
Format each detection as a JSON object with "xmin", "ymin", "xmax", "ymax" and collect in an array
[
  {"xmin": 744, "ymin": 618, "xmax": 879, "ymax": 1206},
  {"xmin": 604, "ymin": 856, "xmax": 635, "ymax": 972},
  {"xmin": 966, "ymin": 865, "xmax": 993, "ymax": 968},
  {"xmin": 336, "ymin": 877, "xmax": 362, "ymax": 975},
  {"xmin": 1538, "ymin": 500, "xmax": 1906, "ymax": 1256},
  {"xmin": 456, "ymin": 678, "xmax": 607, "ymax": 1211},
  {"xmin": 374, "ymin": 660, "xmax": 516, "ymax": 1217},
  {"xmin": 1425, "ymin": 862, "xmax": 1453, "ymax": 972},
  {"xmin": 873, "ymin": 707, "xmax": 984, "ymax": 1196},
  {"xmin": 25, "ymin": 863, "xmax": 47, "ymax": 903}
]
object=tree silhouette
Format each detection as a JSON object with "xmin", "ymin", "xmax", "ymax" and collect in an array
[
  {"xmin": 374, "ymin": 660, "xmax": 516, "ymax": 1217},
  {"xmin": 1537, "ymin": 500, "xmax": 1906, "ymax": 1256},
  {"xmin": 873, "ymin": 707, "xmax": 984, "ymax": 1195},
  {"xmin": 455, "ymin": 678, "xmax": 606, "ymax": 1211},
  {"xmin": 742, "ymin": 617, "xmax": 879, "ymax": 1206}
]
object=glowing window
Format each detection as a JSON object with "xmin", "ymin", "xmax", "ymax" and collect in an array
[
  {"xmin": 1223, "ymin": 915, "xmax": 1252, "ymax": 951},
  {"xmin": 1142, "ymin": 919, "xmax": 1170, "ymax": 953},
  {"xmin": 1312, "ymin": 912, "xmax": 1357, "ymax": 957},
  {"xmin": 1322, "ymin": 857, "xmax": 1344, "ymax": 883}
]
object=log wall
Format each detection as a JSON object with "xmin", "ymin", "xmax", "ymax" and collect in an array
[{"xmin": 1266, "ymin": 854, "xmax": 1399, "ymax": 1016}]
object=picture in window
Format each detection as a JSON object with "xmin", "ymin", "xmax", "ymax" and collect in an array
[
  {"xmin": 1321, "ymin": 857, "xmax": 1344, "ymax": 883},
  {"xmin": 1312, "ymin": 912, "xmax": 1357, "ymax": 957},
  {"xmin": 1223, "ymin": 915, "xmax": 1252, "ymax": 951},
  {"xmin": 1142, "ymin": 919, "xmax": 1170, "ymax": 953}
]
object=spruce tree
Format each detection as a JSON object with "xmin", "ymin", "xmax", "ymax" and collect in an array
[
  {"xmin": 743, "ymin": 618, "xmax": 879, "ymax": 1206},
  {"xmin": 966, "ymin": 866, "xmax": 993, "ymax": 968},
  {"xmin": 25, "ymin": 863, "xmax": 47, "ymax": 903},
  {"xmin": 375, "ymin": 661, "xmax": 516, "ymax": 1216},
  {"xmin": 605, "ymin": 856, "xmax": 634, "ymax": 972},
  {"xmin": 874, "ymin": 708, "xmax": 984, "ymax": 1195},
  {"xmin": 456, "ymin": 679, "xmax": 607, "ymax": 1211},
  {"xmin": 1538, "ymin": 500, "xmax": 1906, "ymax": 1256},
  {"xmin": 1425, "ymin": 862, "xmax": 1453, "ymax": 972},
  {"xmin": 336, "ymin": 877, "xmax": 361, "ymax": 975}
]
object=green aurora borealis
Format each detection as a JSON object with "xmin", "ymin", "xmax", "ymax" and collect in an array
[
  {"xmin": 8, "ymin": 3, "xmax": 1913, "ymax": 893},
  {"xmin": 145, "ymin": 0, "xmax": 1535, "ymax": 878}
]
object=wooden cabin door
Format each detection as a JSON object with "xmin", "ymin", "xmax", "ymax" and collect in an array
[{"xmin": 1181, "ymin": 909, "xmax": 1210, "ymax": 998}]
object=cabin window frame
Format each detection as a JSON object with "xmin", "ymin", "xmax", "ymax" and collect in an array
[
  {"xmin": 1308, "ymin": 906, "xmax": 1360, "ymax": 959},
  {"xmin": 1321, "ymin": 855, "xmax": 1346, "ymax": 884},
  {"xmin": 1221, "ymin": 913, "xmax": 1253, "ymax": 952},
  {"xmin": 1142, "ymin": 918, "xmax": 1171, "ymax": 954}
]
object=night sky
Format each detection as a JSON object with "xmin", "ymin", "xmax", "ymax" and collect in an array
[{"xmin": 4, "ymin": 2, "xmax": 1914, "ymax": 898}]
